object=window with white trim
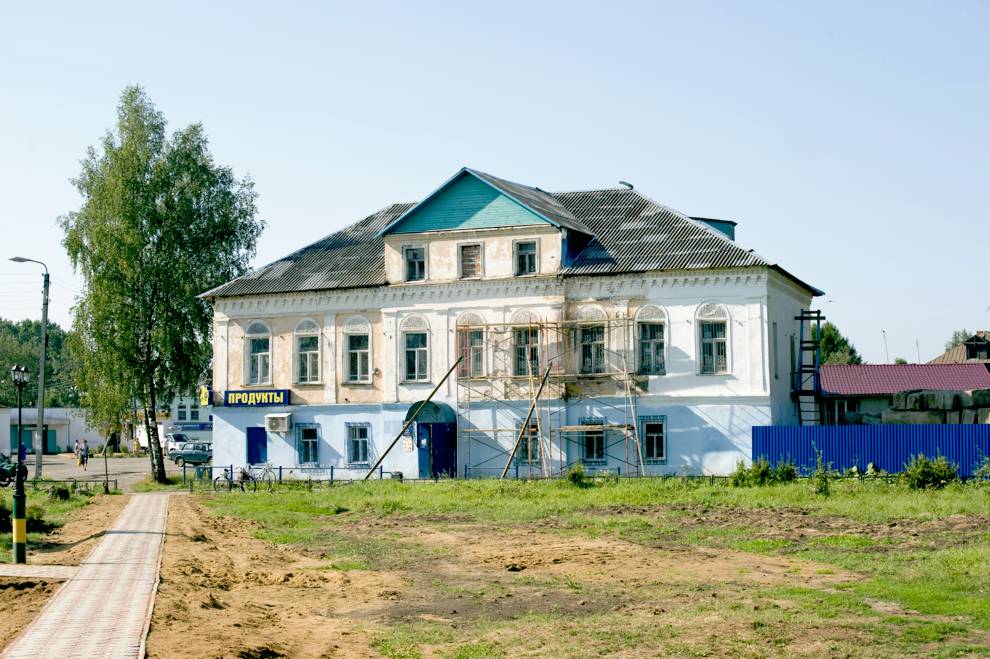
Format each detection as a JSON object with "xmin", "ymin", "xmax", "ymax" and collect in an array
[
  {"xmin": 295, "ymin": 319, "xmax": 321, "ymax": 384},
  {"xmin": 296, "ymin": 424, "xmax": 319, "ymax": 464},
  {"xmin": 347, "ymin": 424, "xmax": 369, "ymax": 465},
  {"xmin": 401, "ymin": 316, "xmax": 430, "ymax": 383},
  {"xmin": 639, "ymin": 415, "xmax": 666, "ymax": 463},
  {"xmin": 404, "ymin": 246, "xmax": 426, "ymax": 282},
  {"xmin": 514, "ymin": 240, "xmax": 537, "ymax": 276},
  {"xmin": 697, "ymin": 304, "xmax": 729, "ymax": 375},
  {"xmin": 457, "ymin": 328, "xmax": 485, "ymax": 378},
  {"xmin": 579, "ymin": 325, "xmax": 605, "ymax": 374},
  {"xmin": 404, "ymin": 332, "xmax": 429, "ymax": 381},
  {"xmin": 515, "ymin": 423, "xmax": 540, "ymax": 464},
  {"xmin": 189, "ymin": 400, "xmax": 200, "ymax": 421},
  {"xmin": 513, "ymin": 326, "xmax": 540, "ymax": 376},
  {"xmin": 343, "ymin": 317, "xmax": 371, "ymax": 383},
  {"xmin": 176, "ymin": 402, "xmax": 187, "ymax": 421},
  {"xmin": 580, "ymin": 417, "xmax": 605, "ymax": 464},
  {"xmin": 246, "ymin": 321, "xmax": 271, "ymax": 385}
]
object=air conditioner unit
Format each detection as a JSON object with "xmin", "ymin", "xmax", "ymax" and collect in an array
[{"xmin": 265, "ymin": 413, "xmax": 292, "ymax": 433}]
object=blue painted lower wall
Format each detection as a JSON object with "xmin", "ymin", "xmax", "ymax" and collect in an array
[
  {"xmin": 212, "ymin": 396, "xmax": 771, "ymax": 478},
  {"xmin": 752, "ymin": 425, "xmax": 990, "ymax": 478}
]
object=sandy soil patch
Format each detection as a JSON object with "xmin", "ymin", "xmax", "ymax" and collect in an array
[
  {"xmin": 29, "ymin": 493, "xmax": 131, "ymax": 565},
  {"xmin": 148, "ymin": 496, "xmax": 405, "ymax": 658},
  {"xmin": 0, "ymin": 578, "xmax": 62, "ymax": 646}
]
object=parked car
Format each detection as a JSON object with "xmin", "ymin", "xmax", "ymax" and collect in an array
[
  {"xmin": 170, "ymin": 442, "xmax": 212, "ymax": 467},
  {"xmin": 164, "ymin": 432, "xmax": 191, "ymax": 456}
]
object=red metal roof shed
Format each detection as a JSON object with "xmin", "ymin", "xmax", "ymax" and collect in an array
[{"xmin": 819, "ymin": 364, "xmax": 990, "ymax": 396}]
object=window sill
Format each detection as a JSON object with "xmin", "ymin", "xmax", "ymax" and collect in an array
[
  {"xmin": 401, "ymin": 380, "xmax": 433, "ymax": 385},
  {"xmin": 637, "ymin": 371, "xmax": 667, "ymax": 377},
  {"xmin": 643, "ymin": 459, "xmax": 667, "ymax": 465},
  {"xmin": 698, "ymin": 372, "xmax": 731, "ymax": 377},
  {"xmin": 348, "ymin": 463, "xmax": 370, "ymax": 469},
  {"xmin": 242, "ymin": 382, "xmax": 273, "ymax": 388},
  {"xmin": 294, "ymin": 381, "xmax": 323, "ymax": 387},
  {"xmin": 582, "ymin": 459, "xmax": 607, "ymax": 466},
  {"xmin": 343, "ymin": 380, "xmax": 374, "ymax": 386}
]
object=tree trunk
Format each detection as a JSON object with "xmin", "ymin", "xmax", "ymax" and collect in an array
[{"xmin": 145, "ymin": 379, "xmax": 168, "ymax": 483}]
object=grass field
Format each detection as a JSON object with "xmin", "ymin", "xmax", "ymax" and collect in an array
[
  {"xmin": 0, "ymin": 486, "xmax": 97, "ymax": 562},
  {"xmin": 155, "ymin": 477, "xmax": 990, "ymax": 657}
]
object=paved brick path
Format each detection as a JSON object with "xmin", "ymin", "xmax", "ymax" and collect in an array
[
  {"xmin": 0, "ymin": 564, "xmax": 78, "ymax": 580},
  {"xmin": 3, "ymin": 493, "xmax": 170, "ymax": 659}
]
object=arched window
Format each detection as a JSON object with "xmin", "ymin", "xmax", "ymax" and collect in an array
[
  {"xmin": 696, "ymin": 304, "xmax": 729, "ymax": 375},
  {"xmin": 294, "ymin": 319, "xmax": 321, "ymax": 384},
  {"xmin": 245, "ymin": 321, "xmax": 271, "ymax": 385},
  {"xmin": 342, "ymin": 316, "xmax": 371, "ymax": 383},
  {"xmin": 400, "ymin": 316, "xmax": 430, "ymax": 382},
  {"xmin": 456, "ymin": 313, "xmax": 485, "ymax": 378},
  {"xmin": 509, "ymin": 310, "xmax": 541, "ymax": 377},
  {"xmin": 636, "ymin": 305, "xmax": 667, "ymax": 376}
]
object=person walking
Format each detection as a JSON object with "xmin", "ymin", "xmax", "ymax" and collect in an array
[
  {"xmin": 81, "ymin": 439, "xmax": 89, "ymax": 471},
  {"xmin": 74, "ymin": 439, "xmax": 81, "ymax": 466}
]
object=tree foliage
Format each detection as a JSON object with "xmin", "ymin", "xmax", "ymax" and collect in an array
[
  {"xmin": 0, "ymin": 318, "xmax": 79, "ymax": 408},
  {"xmin": 815, "ymin": 321, "xmax": 864, "ymax": 365},
  {"xmin": 945, "ymin": 329, "xmax": 971, "ymax": 351},
  {"xmin": 60, "ymin": 86, "xmax": 263, "ymax": 481}
]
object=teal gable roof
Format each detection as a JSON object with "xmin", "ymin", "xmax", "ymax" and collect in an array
[{"xmin": 383, "ymin": 172, "xmax": 551, "ymax": 234}]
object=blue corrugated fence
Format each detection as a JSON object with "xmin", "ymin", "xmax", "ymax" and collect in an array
[{"xmin": 752, "ymin": 425, "xmax": 990, "ymax": 478}]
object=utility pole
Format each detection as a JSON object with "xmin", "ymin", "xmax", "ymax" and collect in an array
[
  {"xmin": 35, "ymin": 270, "xmax": 49, "ymax": 479},
  {"xmin": 10, "ymin": 257, "xmax": 50, "ymax": 479}
]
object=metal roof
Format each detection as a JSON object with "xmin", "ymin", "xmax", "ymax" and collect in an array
[
  {"xmin": 204, "ymin": 172, "xmax": 822, "ymax": 299},
  {"xmin": 201, "ymin": 203, "xmax": 413, "ymax": 298},
  {"xmin": 928, "ymin": 332, "xmax": 990, "ymax": 364},
  {"xmin": 820, "ymin": 363, "xmax": 990, "ymax": 396}
]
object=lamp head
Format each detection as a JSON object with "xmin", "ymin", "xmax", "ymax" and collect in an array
[{"xmin": 9, "ymin": 257, "xmax": 28, "ymax": 263}]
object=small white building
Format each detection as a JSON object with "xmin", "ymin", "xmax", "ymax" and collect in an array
[
  {"xmin": 202, "ymin": 168, "xmax": 822, "ymax": 478},
  {"xmin": 1, "ymin": 407, "xmax": 106, "ymax": 455},
  {"xmin": 133, "ymin": 395, "xmax": 213, "ymax": 449}
]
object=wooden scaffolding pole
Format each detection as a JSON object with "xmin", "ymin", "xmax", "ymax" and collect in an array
[{"xmin": 499, "ymin": 365, "xmax": 552, "ymax": 480}]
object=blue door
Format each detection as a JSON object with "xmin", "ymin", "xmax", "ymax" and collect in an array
[
  {"xmin": 417, "ymin": 424, "xmax": 431, "ymax": 479},
  {"xmin": 417, "ymin": 422, "xmax": 457, "ymax": 479},
  {"xmin": 246, "ymin": 427, "xmax": 267, "ymax": 465}
]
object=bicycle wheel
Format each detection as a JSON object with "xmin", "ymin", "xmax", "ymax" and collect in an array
[
  {"xmin": 261, "ymin": 471, "xmax": 276, "ymax": 492},
  {"xmin": 243, "ymin": 476, "xmax": 258, "ymax": 492},
  {"xmin": 212, "ymin": 475, "xmax": 228, "ymax": 492}
]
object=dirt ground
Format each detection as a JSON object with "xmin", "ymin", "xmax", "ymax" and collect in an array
[
  {"xmin": 0, "ymin": 493, "xmax": 130, "ymax": 650},
  {"xmin": 146, "ymin": 498, "xmax": 909, "ymax": 658}
]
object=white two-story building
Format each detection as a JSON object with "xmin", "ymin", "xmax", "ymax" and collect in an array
[{"xmin": 203, "ymin": 168, "xmax": 821, "ymax": 478}]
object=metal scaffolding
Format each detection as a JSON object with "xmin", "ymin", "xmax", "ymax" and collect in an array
[{"xmin": 455, "ymin": 317, "xmax": 645, "ymax": 478}]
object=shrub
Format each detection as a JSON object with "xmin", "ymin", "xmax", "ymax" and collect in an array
[
  {"xmin": 773, "ymin": 460, "xmax": 798, "ymax": 483},
  {"xmin": 731, "ymin": 457, "xmax": 788, "ymax": 487},
  {"xmin": 813, "ymin": 450, "xmax": 831, "ymax": 497},
  {"xmin": 48, "ymin": 486, "xmax": 71, "ymax": 501},
  {"xmin": 973, "ymin": 455, "xmax": 990, "ymax": 482},
  {"xmin": 567, "ymin": 462, "xmax": 587, "ymax": 487},
  {"xmin": 902, "ymin": 454, "xmax": 958, "ymax": 490},
  {"xmin": 26, "ymin": 504, "xmax": 54, "ymax": 533}
]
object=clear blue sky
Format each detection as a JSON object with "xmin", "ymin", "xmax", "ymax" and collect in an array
[{"xmin": 1, "ymin": 1, "xmax": 987, "ymax": 362}]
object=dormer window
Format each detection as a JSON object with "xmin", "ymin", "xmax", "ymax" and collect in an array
[
  {"xmin": 515, "ymin": 241, "xmax": 537, "ymax": 276},
  {"xmin": 404, "ymin": 246, "xmax": 426, "ymax": 282}
]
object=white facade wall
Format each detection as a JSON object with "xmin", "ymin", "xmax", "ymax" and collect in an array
[
  {"xmin": 208, "ymin": 266, "xmax": 812, "ymax": 478},
  {"xmin": 2, "ymin": 408, "xmax": 106, "ymax": 454}
]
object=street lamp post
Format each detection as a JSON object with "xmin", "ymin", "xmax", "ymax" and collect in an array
[
  {"xmin": 10, "ymin": 257, "xmax": 49, "ymax": 479},
  {"xmin": 11, "ymin": 365, "xmax": 30, "ymax": 564}
]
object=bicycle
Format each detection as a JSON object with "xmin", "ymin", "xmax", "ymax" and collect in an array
[
  {"xmin": 212, "ymin": 466, "xmax": 258, "ymax": 492},
  {"xmin": 248, "ymin": 463, "xmax": 278, "ymax": 492}
]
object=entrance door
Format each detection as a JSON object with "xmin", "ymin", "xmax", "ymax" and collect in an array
[
  {"xmin": 429, "ymin": 423, "xmax": 456, "ymax": 478},
  {"xmin": 416, "ymin": 422, "xmax": 457, "ymax": 479},
  {"xmin": 246, "ymin": 427, "xmax": 268, "ymax": 464}
]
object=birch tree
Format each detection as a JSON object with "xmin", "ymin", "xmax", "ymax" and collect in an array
[{"xmin": 61, "ymin": 86, "xmax": 263, "ymax": 481}]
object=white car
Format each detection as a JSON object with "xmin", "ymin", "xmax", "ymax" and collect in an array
[{"xmin": 164, "ymin": 432, "xmax": 191, "ymax": 456}]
